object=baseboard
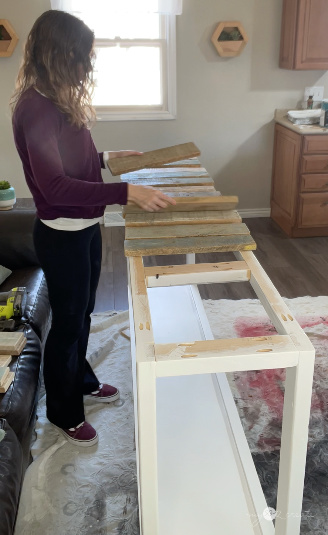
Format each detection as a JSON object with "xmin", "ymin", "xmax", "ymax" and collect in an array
[{"xmin": 238, "ymin": 208, "xmax": 270, "ymax": 218}]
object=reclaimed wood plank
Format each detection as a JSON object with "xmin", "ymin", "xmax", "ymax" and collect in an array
[
  {"xmin": 125, "ymin": 210, "xmax": 242, "ymax": 227},
  {"xmin": 120, "ymin": 177, "xmax": 214, "ymax": 187},
  {"xmin": 156, "ymin": 186, "xmax": 216, "ymax": 193},
  {"xmin": 121, "ymin": 168, "xmax": 210, "ymax": 180},
  {"xmin": 124, "ymin": 234, "xmax": 256, "ymax": 256},
  {"xmin": 152, "ymin": 157, "xmax": 202, "ymax": 167},
  {"xmin": 123, "ymin": 195, "xmax": 238, "ymax": 215},
  {"xmin": 108, "ymin": 142, "xmax": 201, "ymax": 176},
  {"xmin": 125, "ymin": 223, "xmax": 250, "ymax": 241}
]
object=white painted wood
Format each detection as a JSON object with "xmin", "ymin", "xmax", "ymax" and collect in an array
[
  {"xmin": 186, "ymin": 253, "xmax": 195, "ymax": 264},
  {"xmin": 275, "ymin": 357, "xmax": 315, "ymax": 535},
  {"xmin": 128, "ymin": 258, "xmax": 159, "ymax": 534},
  {"xmin": 154, "ymin": 335, "xmax": 299, "ymax": 376},
  {"xmin": 234, "ymin": 251, "xmax": 315, "ymax": 534},
  {"xmin": 147, "ymin": 285, "xmax": 274, "ymax": 535},
  {"xmin": 186, "ymin": 286, "xmax": 275, "ymax": 535},
  {"xmin": 128, "ymin": 255, "xmax": 314, "ymax": 535}
]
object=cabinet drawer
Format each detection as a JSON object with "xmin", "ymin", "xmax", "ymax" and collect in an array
[
  {"xmin": 299, "ymin": 193, "xmax": 328, "ymax": 227},
  {"xmin": 301, "ymin": 174, "xmax": 328, "ymax": 192},
  {"xmin": 301, "ymin": 155, "xmax": 328, "ymax": 173},
  {"xmin": 303, "ymin": 135, "xmax": 328, "ymax": 154}
]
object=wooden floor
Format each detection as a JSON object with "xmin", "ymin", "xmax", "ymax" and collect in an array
[{"xmin": 94, "ymin": 217, "xmax": 328, "ymax": 313}]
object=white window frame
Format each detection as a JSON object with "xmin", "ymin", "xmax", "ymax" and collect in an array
[{"xmin": 94, "ymin": 14, "xmax": 176, "ymax": 122}]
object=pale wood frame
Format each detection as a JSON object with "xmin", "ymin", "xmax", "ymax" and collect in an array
[
  {"xmin": 0, "ymin": 19, "xmax": 19, "ymax": 58},
  {"xmin": 128, "ymin": 251, "xmax": 315, "ymax": 535},
  {"xmin": 211, "ymin": 21, "xmax": 248, "ymax": 58}
]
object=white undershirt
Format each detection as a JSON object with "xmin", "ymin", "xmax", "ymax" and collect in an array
[{"xmin": 41, "ymin": 152, "xmax": 111, "ymax": 231}]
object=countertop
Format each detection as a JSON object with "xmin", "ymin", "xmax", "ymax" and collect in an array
[{"xmin": 274, "ymin": 109, "xmax": 328, "ymax": 135}]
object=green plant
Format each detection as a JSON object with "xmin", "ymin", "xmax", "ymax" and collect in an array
[
  {"xmin": 218, "ymin": 29, "xmax": 243, "ymax": 41},
  {"xmin": 0, "ymin": 181, "xmax": 11, "ymax": 190}
]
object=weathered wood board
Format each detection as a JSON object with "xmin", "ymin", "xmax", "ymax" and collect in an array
[
  {"xmin": 124, "ymin": 234, "xmax": 256, "ymax": 256},
  {"xmin": 125, "ymin": 222, "xmax": 250, "ymax": 241},
  {"xmin": 123, "ymin": 195, "xmax": 238, "ymax": 215},
  {"xmin": 0, "ymin": 332, "xmax": 26, "ymax": 355},
  {"xmin": 125, "ymin": 210, "xmax": 242, "ymax": 227},
  {"xmin": 152, "ymin": 157, "xmax": 201, "ymax": 168},
  {"xmin": 120, "ymin": 177, "xmax": 214, "ymax": 187},
  {"xmin": 121, "ymin": 168, "xmax": 210, "ymax": 180},
  {"xmin": 156, "ymin": 186, "xmax": 216, "ymax": 193},
  {"xmin": 108, "ymin": 142, "xmax": 201, "ymax": 176}
]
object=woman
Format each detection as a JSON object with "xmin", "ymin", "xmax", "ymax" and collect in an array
[{"xmin": 11, "ymin": 9, "xmax": 175, "ymax": 447}]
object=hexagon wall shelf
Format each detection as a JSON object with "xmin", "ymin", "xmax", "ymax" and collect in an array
[
  {"xmin": 211, "ymin": 21, "xmax": 248, "ymax": 58},
  {"xmin": 0, "ymin": 19, "xmax": 19, "ymax": 58}
]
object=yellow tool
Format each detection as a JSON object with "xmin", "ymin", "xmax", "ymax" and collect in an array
[{"xmin": 0, "ymin": 287, "xmax": 27, "ymax": 320}]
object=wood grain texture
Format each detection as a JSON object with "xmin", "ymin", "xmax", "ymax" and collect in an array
[
  {"xmin": 121, "ymin": 167, "xmax": 209, "ymax": 180},
  {"xmin": 120, "ymin": 177, "xmax": 214, "ymax": 187},
  {"xmin": 125, "ymin": 210, "xmax": 242, "ymax": 227},
  {"xmin": 0, "ymin": 332, "xmax": 26, "ymax": 355},
  {"xmin": 0, "ymin": 371, "xmax": 15, "ymax": 393},
  {"xmin": 0, "ymin": 355, "xmax": 11, "ymax": 367},
  {"xmin": 123, "ymin": 195, "xmax": 238, "ymax": 215},
  {"xmin": 152, "ymin": 157, "xmax": 201, "ymax": 167},
  {"xmin": 156, "ymin": 186, "xmax": 216, "ymax": 193},
  {"xmin": 144, "ymin": 261, "xmax": 249, "ymax": 277},
  {"xmin": 125, "ymin": 222, "xmax": 250, "ymax": 241},
  {"xmin": 108, "ymin": 142, "xmax": 201, "ymax": 176},
  {"xmin": 124, "ymin": 234, "xmax": 256, "ymax": 256}
]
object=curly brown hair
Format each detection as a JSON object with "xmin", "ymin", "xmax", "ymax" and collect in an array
[{"xmin": 11, "ymin": 10, "xmax": 96, "ymax": 128}]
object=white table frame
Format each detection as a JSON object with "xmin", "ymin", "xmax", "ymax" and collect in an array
[{"xmin": 127, "ymin": 250, "xmax": 315, "ymax": 535}]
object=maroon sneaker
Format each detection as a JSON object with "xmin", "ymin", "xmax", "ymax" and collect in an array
[
  {"xmin": 55, "ymin": 421, "xmax": 98, "ymax": 447},
  {"xmin": 85, "ymin": 383, "xmax": 120, "ymax": 403}
]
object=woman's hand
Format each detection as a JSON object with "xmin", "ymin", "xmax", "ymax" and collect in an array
[
  {"xmin": 127, "ymin": 184, "xmax": 177, "ymax": 212},
  {"xmin": 108, "ymin": 150, "xmax": 143, "ymax": 159}
]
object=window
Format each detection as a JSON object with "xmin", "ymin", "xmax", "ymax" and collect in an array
[{"xmin": 51, "ymin": 1, "xmax": 182, "ymax": 121}]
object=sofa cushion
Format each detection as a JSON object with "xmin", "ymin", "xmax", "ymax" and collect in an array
[
  {"xmin": 0, "ymin": 327, "xmax": 42, "ymax": 462},
  {"xmin": 0, "ymin": 419, "xmax": 23, "ymax": 535},
  {"xmin": 0, "ymin": 211, "xmax": 39, "ymax": 270}
]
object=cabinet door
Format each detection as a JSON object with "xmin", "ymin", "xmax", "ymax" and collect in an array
[
  {"xmin": 279, "ymin": 0, "xmax": 299, "ymax": 69},
  {"xmin": 295, "ymin": 0, "xmax": 328, "ymax": 69},
  {"xmin": 271, "ymin": 125, "xmax": 301, "ymax": 223},
  {"xmin": 280, "ymin": 0, "xmax": 328, "ymax": 70}
]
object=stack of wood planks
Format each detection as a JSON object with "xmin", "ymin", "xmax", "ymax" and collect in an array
[
  {"xmin": 108, "ymin": 142, "xmax": 256, "ymax": 257},
  {"xmin": 0, "ymin": 332, "xmax": 26, "ymax": 393}
]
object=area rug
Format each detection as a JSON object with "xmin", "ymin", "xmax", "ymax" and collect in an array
[{"xmin": 14, "ymin": 297, "xmax": 328, "ymax": 535}]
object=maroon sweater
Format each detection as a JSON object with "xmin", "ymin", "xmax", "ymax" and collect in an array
[{"xmin": 12, "ymin": 87, "xmax": 128, "ymax": 220}]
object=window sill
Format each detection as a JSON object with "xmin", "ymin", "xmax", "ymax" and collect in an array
[{"xmin": 96, "ymin": 110, "xmax": 176, "ymax": 121}]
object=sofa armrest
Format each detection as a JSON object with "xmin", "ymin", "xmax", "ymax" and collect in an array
[
  {"xmin": 0, "ymin": 419, "xmax": 23, "ymax": 535},
  {"xmin": 0, "ymin": 211, "xmax": 39, "ymax": 269}
]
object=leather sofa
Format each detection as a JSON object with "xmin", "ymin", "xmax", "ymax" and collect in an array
[{"xmin": 0, "ymin": 208, "xmax": 51, "ymax": 535}]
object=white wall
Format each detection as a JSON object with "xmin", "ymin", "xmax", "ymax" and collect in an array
[{"xmin": 2, "ymin": 0, "xmax": 328, "ymax": 209}]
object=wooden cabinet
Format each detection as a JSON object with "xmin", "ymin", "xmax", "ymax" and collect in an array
[
  {"xmin": 271, "ymin": 124, "xmax": 328, "ymax": 236},
  {"xmin": 280, "ymin": 0, "xmax": 328, "ymax": 70}
]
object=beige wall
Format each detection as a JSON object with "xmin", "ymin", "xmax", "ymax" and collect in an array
[{"xmin": 2, "ymin": 0, "xmax": 328, "ymax": 209}]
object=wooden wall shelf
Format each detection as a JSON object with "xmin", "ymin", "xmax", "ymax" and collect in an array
[
  {"xmin": 211, "ymin": 21, "xmax": 248, "ymax": 57},
  {"xmin": 0, "ymin": 19, "xmax": 19, "ymax": 58}
]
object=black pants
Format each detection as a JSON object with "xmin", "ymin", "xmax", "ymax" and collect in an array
[{"xmin": 33, "ymin": 219, "xmax": 102, "ymax": 428}]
